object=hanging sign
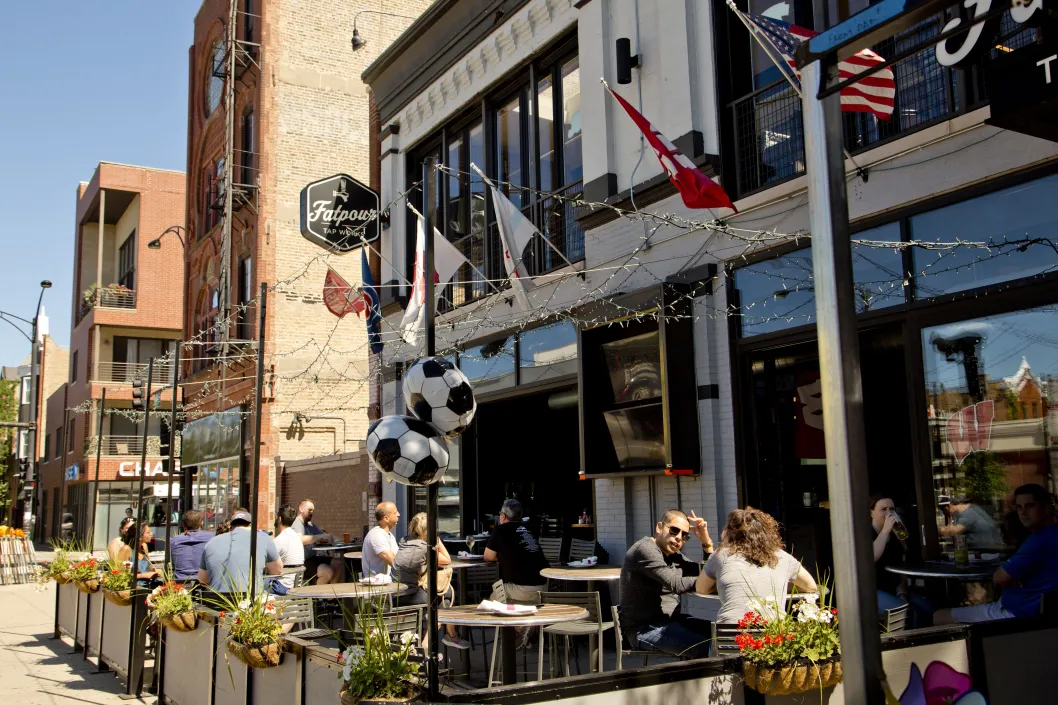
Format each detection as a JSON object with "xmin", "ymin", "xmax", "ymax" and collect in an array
[
  {"xmin": 299, "ymin": 173, "xmax": 381, "ymax": 252},
  {"xmin": 118, "ymin": 460, "xmax": 182, "ymax": 478},
  {"xmin": 934, "ymin": 0, "xmax": 1041, "ymax": 68},
  {"xmin": 64, "ymin": 463, "xmax": 79, "ymax": 482},
  {"xmin": 985, "ymin": 32, "xmax": 1058, "ymax": 143}
]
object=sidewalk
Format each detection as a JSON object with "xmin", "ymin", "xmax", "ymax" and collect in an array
[{"xmin": 0, "ymin": 583, "xmax": 134, "ymax": 704}]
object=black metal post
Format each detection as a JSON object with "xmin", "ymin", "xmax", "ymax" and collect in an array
[
  {"xmin": 423, "ymin": 157, "xmax": 439, "ymax": 699},
  {"xmin": 54, "ymin": 403, "xmax": 70, "ymax": 641},
  {"xmin": 248, "ymin": 284, "xmax": 267, "ymax": 602},
  {"xmin": 157, "ymin": 342, "xmax": 181, "ymax": 705},
  {"xmin": 125, "ymin": 358, "xmax": 154, "ymax": 697},
  {"xmin": 86, "ymin": 388, "xmax": 106, "ymax": 554}
]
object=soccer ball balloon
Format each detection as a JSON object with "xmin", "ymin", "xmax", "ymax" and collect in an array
[
  {"xmin": 402, "ymin": 356, "xmax": 476, "ymax": 437},
  {"xmin": 366, "ymin": 415, "xmax": 449, "ymax": 485}
]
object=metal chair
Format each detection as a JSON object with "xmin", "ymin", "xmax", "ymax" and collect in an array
[
  {"xmin": 881, "ymin": 603, "xmax": 910, "ymax": 633},
  {"xmin": 538, "ymin": 537, "xmax": 563, "ymax": 566},
  {"xmin": 281, "ymin": 566, "xmax": 306, "ymax": 588},
  {"xmin": 536, "ymin": 591, "xmax": 612, "ymax": 679},
  {"xmin": 611, "ymin": 606, "xmax": 661, "ymax": 669},
  {"xmin": 568, "ymin": 538, "xmax": 595, "ymax": 562},
  {"xmin": 463, "ymin": 564, "xmax": 500, "ymax": 674},
  {"xmin": 710, "ymin": 622, "xmax": 745, "ymax": 656},
  {"xmin": 351, "ymin": 605, "xmax": 424, "ymax": 648},
  {"xmin": 277, "ymin": 596, "xmax": 330, "ymax": 640}
]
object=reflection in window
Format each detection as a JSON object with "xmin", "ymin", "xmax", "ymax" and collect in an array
[
  {"xmin": 913, "ymin": 173, "xmax": 1058, "ymax": 298},
  {"xmin": 922, "ymin": 306, "xmax": 1057, "ymax": 554},
  {"xmin": 461, "ymin": 337, "xmax": 516, "ymax": 394},
  {"xmin": 561, "ymin": 57, "xmax": 582, "ymax": 185},
  {"xmin": 411, "ymin": 434, "xmax": 461, "ymax": 536},
  {"xmin": 495, "ymin": 93, "xmax": 525, "ymax": 208},
  {"xmin": 206, "ymin": 40, "xmax": 224, "ymax": 115},
  {"xmin": 734, "ymin": 223, "xmax": 904, "ymax": 336},
  {"xmin": 519, "ymin": 322, "xmax": 577, "ymax": 384}
]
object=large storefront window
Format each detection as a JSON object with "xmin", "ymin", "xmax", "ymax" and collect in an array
[
  {"xmin": 519, "ymin": 321, "xmax": 577, "ymax": 384},
  {"xmin": 922, "ymin": 306, "xmax": 1057, "ymax": 554},
  {"xmin": 461, "ymin": 337, "xmax": 516, "ymax": 393},
  {"xmin": 191, "ymin": 462, "xmax": 240, "ymax": 532}
]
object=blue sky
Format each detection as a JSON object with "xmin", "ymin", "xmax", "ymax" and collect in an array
[{"xmin": 0, "ymin": 2, "xmax": 192, "ymax": 366}]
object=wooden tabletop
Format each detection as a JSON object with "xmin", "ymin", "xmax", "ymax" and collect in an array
[
  {"xmin": 291, "ymin": 582, "xmax": 414, "ymax": 599},
  {"xmin": 539, "ymin": 565, "xmax": 622, "ymax": 581},
  {"xmin": 343, "ymin": 551, "xmax": 363, "ymax": 559},
  {"xmin": 313, "ymin": 543, "xmax": 360, "ymax": 555},
  {"xmin": 449, "ymin": 559, "xmax": 489, "ymax": 569},
  {"xmin": 438, "ymin": 604, "xmax": 588, "ymax": 627}
]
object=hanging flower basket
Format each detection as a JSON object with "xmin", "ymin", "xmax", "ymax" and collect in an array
[
  {"xmin": 74, "ymin": 578, "xmax": 101, "ymax": 594},
  {"xmin": 103, "ymin": 589, "xmax": 133, "ymax": 607},
  {"xmin": 743, "ymin": 658, "xmax": 843, "ymax": 695},
  {"xmin": 226, "ymin": 638, "xmax": 282, "ymax": 669},
  {"xmin": 160, "ymin": 611, "xmax": 199, "ymax": 632},
  {"xmin": 54, "ymin": 572, "xmax": 72, "ymax": 585}
]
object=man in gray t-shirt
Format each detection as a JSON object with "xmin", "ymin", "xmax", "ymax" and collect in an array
[
  {"xmin": 198, "ymin": 510, "xmax": 282, "ymax": 595},
  {"xmin": 940, "ymin": 499, "xmax": 1004, "ymax": 549}
]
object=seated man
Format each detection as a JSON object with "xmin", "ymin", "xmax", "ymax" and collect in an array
[
  {"xmin": 619, "ymin": 509, "xmax": 714, "ymax": 660},
  {"xmin": 273, "ymin": 504, "xmax": 305, "ymax": 590},
  {"xmin": 937, "ymin": 484, "xmax": 1058, "ymax": 624},
  {"xmin": 169, "ymin": 510, "xmax": 214, "ymax": 581},
  {"xmin": 362, "ymin": 502, "xmax": 400, "ymax": 577},
  {"xmin": 483, "ymin": 499, "xmax": 549, "ymax": 604},
  {"xmin": 939, "ymin": 497, "xmax": 1004, "ymax": 549},
  {"xmin": 198, "ymin": 509, "xmax": 282, "ymax": 598},
  {"xmin": 292, "ymin": 499, "xmax": 340, "ymax": 584}
]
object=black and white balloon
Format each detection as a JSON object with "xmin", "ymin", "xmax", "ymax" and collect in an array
[
  {"xmin": 366, "ymin": 416, "xmax": 449, "ymax": 485},
  {"xmin": 402, "ymin": 356, "xmax": 476, "ymax": 437}
]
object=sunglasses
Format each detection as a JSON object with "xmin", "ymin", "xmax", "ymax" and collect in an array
[{"xmin": 666, "ymin": 525, "xmax": 691, "ymax": 542}]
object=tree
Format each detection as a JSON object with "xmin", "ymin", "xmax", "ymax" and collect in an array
[
  {"xmin": 0, "ymin": 379, "xmax": 18, "ymax": 523},
  {"xmin": 956, "ymin": 451, "xmax": 1008, "ymax": 506}
]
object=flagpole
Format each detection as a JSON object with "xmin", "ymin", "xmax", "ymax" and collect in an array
[
  {"xmin": 422, "ymin": 157, "xmax": 440, "ymax": 702},
  {"xmin": 405, "ymin": 202, "xmax": 504, "ymax": 296},
  {"xmin": 468, "ymin": 162, "xmax": 578, "ymax": 272},
  {"xmin": 726, "ymin": 1, "xmax": 867, "ymax": 178}
]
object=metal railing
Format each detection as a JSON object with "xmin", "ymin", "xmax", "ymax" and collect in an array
[
  {"xmin": 730, "ymin": 14, "xmax": 1036, "ymax": 197},
  {"xmin": 79, "ymin": 286, "xmax": 137, "ymax": 320},
  {"xmin": 84, "ymin": 434, "xmax": 179, "ymax": 457},
  {"xmin": 94, "ymin": 361, "xmax": 175, "ymax": 385}
]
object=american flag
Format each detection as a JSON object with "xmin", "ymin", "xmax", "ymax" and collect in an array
[{"xmin": 739, "ymin": 10, "xmax": 896, "ymax": 120}]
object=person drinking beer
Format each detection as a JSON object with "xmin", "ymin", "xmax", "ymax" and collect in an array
[{"xmin": 871, "ymin": 494, "xmax": 931, "ymax": 627}]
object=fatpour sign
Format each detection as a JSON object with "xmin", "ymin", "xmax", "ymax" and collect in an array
[
  {"xmin": 299, "ymin": 173, "xmax": 380, "ymax": 252},
  {"xmin": 934, "ymin": 0, "xmax": 1041, "ymax": 67}
]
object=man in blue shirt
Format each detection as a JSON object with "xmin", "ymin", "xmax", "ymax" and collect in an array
[
  {"xmin": 169, "ymin": 510, "xmax": 213, "ymax": 580},
  {"xmin": 198, "ymin": 509, "xmax": 282, "ymax": 597},
  {"xmin": 937, "ymin": 484, "xmax": 1058, "ymax": 623}
]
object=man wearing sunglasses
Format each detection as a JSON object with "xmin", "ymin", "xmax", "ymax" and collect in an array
[{"xmin": 619, "ymin": 509, "xmax": 715, "ymax": 659}]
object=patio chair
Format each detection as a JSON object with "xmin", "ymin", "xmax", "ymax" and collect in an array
[
  {"xmin": 280, "ymin": 566, "xmax": 305, "ymax": 588},
  {"xmin": 277, "ymin": 596, "xmax": 330, "ymax": 640},
  {"xmin": 611, "ymin": 605, "xmax": 657, "ymax": 669},
  {"xmin": 538, "ymin": 537, "xmax": 563, "ymax": 566},
  {"xmin": 351, "ymin": 605, "xmax": 424, "ymax": 649},
  {"xmin": 463, "ymin": 564, "xmax": 500, "ymax": 672},
  {"xmin": 537, "ymin": 591, "xmax": 613, "ymax": 679},
  {"xmin": 568, "ymin": 538, "xmax": 595, "ymax": 562},
  {"xmin": 485, "ymin": 582, "xmax": 537, "ymax": 686},
  {"xmin": 711, "ymin": 622, "xmax": 746, "ymax": 656},
  {"xmin": 881, "ymin": 603, "xmax": 910, "ymax": 633}
]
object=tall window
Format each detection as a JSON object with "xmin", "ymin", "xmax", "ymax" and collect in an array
[
  {"xmin": 237, "ymin": 256, "xmax": 253, "ymax": 339},
  {"xmin": 243, "ymin": 0, "xmax": 255, "ymax": 44},
  {"xmin": 203, "ymin": 157, "xmax": 225, "ymax": 232},
  {"xmin": 118, "ymin": 230, "xmax": 136, "ymax": 289},
  {"xmin": 206, "ymin": 40, "xmax": 224, "ymax": 115},
  {"xmin": 20, "ymin": 376, "xmax": 30, "ymax": 404},
  {"xmin": 240, "ymin": 108, "xmax": 255, "ymax": 187},
  {"xmin": 43, "ymin": 433, "xmax": 50, "ymax": 462},
  {"xmin": 66, "ymin": 419, "xmax": 74, "ymax": 452},
  {"xmin": 71, "ymin": 350, "xmax": 78, "ymax": 383}
]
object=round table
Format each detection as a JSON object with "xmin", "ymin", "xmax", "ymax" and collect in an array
[
  {"xmin": 291, "ymin": 581, "xmax": 414, "ymax": 599},
  {"xmin": 886, "ymin": 563, "xmax": 997, "ymax": 581},
  {"xmin": 343, "ymin": 551, "xmax": 362, "ymax": 560},
  {"xmin": 538, "ymin": 566, "xmax": 620, "ymax": 674},
  {"xmin": 438, "ymin": 604, "xmax": 588, "ymax": 685},
  {"xmin": 312, "ymin": 543, "xmax": 359, "ymax": 557}
]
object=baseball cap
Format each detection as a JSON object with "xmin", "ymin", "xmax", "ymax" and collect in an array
[
  {"xmin": 230, "ymin": 511, "xmax": 253, "ymax": 525},
  {"xmin": 936, "ymin": 495, "xmax": 951, "ymax": 507}
]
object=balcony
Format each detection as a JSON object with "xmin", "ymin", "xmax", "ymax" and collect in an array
[
  {"xmin": 79, "ymin": 285, "xmax": 136, "ymax": 321},
  {"xmin": 730, "ymin": 14, "xmax": 1035, "ymax": 197},
  {"xmin": 84, "ymin": 434, "xmax": 180, "ymax": 457},
  {"xmin": 95, "ymin": 361, "xmax": 175, "ymax": 386}
]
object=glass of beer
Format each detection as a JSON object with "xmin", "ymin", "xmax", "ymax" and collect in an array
[
  {"xmin": 342, "ymin": 532, "xmax": 351, "ymax": 544},
  {"xmin": 889, "ymin": 511, "xmax": 910, "ymax": 542}
]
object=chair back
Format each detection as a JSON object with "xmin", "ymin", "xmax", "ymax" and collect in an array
[
  {"xmin": 568, "ymin": 538, "xmax": 595, "ymax": 562},
  {"xmin": 539, "ymin": 591, "xmax": 601, "ymax": 623},
  {"xmin": 710, "ymin": 622, "xmax": 746, "ymax": 655},
  {"xmin": 353, "ymin": 605, "xmax": 423, "ymax": 644},
  {"xmin": 463, "ymin": 563, "xmax": 499, "ymax": 602},
  {"xmin": 538, "ymin": 537, "xmax": 563, "ymax": 565},
  {"xmin": 277, "ymin": 596, "xmax": 316, "ymax": 630},
  {"xmin": 281, "ymin": 565, "xmax": 306, "ymax": 588},
  {"xmin": 881, "ymin": 603, "xmax": 910, "ymax": 633}
]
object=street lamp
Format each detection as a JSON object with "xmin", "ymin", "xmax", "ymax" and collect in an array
[
  {"xmin": 350, "ymin": 10, "xmax": 418, "ymax": 52},
  {"xmin": 148, "ymin": 225, "xmax": 186, "ymax": 249},
  {"xmin": 24, "ymin": 280, "xmax": 50, "ymax": 537}
]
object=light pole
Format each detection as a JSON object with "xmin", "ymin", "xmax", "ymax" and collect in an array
[
  {"xmin": 350, "ymin": 10, "xmax": 418, "ymax": 51},
  {"xmin": 147, "ymin": 225, "xmax": 186, "ymax": 249}
]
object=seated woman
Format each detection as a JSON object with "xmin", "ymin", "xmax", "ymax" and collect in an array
[
  {"xmin": 108, "ymin": 517, "xmax": 136, "ymax": 561},
  {"xmin": 394, "ymin": 512, "xmax": 468, "ymax": 650},
  {"xmin": 122, "ymin": 521, "xmax": 159, "ymax": 588},
  {"xmin": 697, "ymin": 508, "xmax": 818, "ymax": 624},
  {"xmin": 871, "ymin": 495, "xmax": 932, "ymax": 627}
]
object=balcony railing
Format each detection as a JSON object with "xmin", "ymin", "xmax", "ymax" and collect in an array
[
  {"xmin": 84, "ymin": 434, "xmax": 180, "ymax": 457},
  {"xmin": 94, "ymin": 362, "xmax": 175, "ymax": 385},
  {"xmin": 79, "ymin": 285, "xmax": 136, "ymax": 320},
  {"xmin": 730, "ymin": 13, "xmax": 1036, "ymax": 197}
]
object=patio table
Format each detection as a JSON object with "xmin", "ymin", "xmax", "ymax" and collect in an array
[
  {"xmin": 539, "ymin": 565, "xmax": 622, "ymax": 673},
  {"xmin": 438, "ymin": 604, "xmax": 588, "ymax": 685},
  {"xmin": 885, "ymin": 562, "xmax": 998, "ymax": 581}
]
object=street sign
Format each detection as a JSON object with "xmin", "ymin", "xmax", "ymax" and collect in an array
[
  {"xmin": 64, "ymin": 463, "xmax": 79, "ymax": 482},
  {"xmin": 299, "ymin": 173, "xmax": 381, "ymax": 252}
]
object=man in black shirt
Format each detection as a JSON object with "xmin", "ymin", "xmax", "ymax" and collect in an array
[{"xmin": 484, "ymin": 499, "xmax": 549, "ymax": 604}]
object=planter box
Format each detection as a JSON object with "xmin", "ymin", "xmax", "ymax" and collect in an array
[
  {"xmin": 99, "ymin": 596, "xmax": 133, "ymax": 677},
  {"xmin": 57, "ymin": 581, "xmax": 78, "ymax": 637},
  {"xmin": 162, "ymin": 611, "xmax": 215, "ymax": 705}
]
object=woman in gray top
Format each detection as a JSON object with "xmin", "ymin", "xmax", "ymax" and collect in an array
[
  {"xmin": 392, "ymin": 513, "xmax": 467, "ymax": 649},
  {"xmin": 699, "ymin": 508, "xmax": 818, "ymax": 623}
]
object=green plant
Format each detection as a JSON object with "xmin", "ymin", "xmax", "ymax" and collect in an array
[
  {"xmin": 957, "ymin": 451, "xmax": 1008, "ymax": 505},
  {"xmin": 211, "ymin": 591, "xmax": 284, "ymax": 647},
  {"xmin": 736, "ymin": 577, "xmax": 840, "ymax": 667},
  {"xmin": 69, "ymin": 557, "xmax": 101, "ymax": 582},
  {"xmin": 337, "ymin": 597, "xmax": 421, "ymax": 703},
  {"xmin": 100, "ymin": 557, "xmax": 135, "ymax": 591},
  {"xmin": 146, "ymin": 575, "xmax": 194, "ymax": 618}
]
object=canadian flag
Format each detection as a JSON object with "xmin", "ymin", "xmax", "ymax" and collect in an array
[
  {"xmin": 603, "ymin": 80, "xmax": 736, "ymax": 212},
  {"xmin": 322, "ymin": 267, "xmax": 366, "ymax": 319},
  {"xmin": 399, "ymin": 214, "xmax": 470, "ymax": 345}
]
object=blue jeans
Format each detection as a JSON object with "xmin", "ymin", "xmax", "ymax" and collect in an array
[
  {"xmin": 878, "ymin": 590, "xmax": 933, "ymax": 628},
  {"xmin": 634, "ymin": 617, "xmax": 712, "ymax": 660}
]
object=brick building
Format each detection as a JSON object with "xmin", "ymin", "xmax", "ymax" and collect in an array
[
  {"xmin": 181, "ymin": 0, "xmax": 432, "ymax": 534},
  {"xmin": 38, "ymin": 162, "xmax": 185, "ymax": 548}
]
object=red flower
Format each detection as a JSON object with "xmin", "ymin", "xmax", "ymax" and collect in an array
[
  {"xmin": 787, "ymin": 633, "xmax": 795, "ymax": 640},
  {"xmin": 763, "ymin": 635, "xmax": 772, "ymax": 645},
  {"xmin": 337, "ymin": 654, "xmax": 344, "ymax": 663},
  {"xmin": 219, "ymin": 611, "xmax": 227, "ymax": 618},
  {"xmin": 831, "ymin": 608, "xmax": 838, "ymax": 614}
]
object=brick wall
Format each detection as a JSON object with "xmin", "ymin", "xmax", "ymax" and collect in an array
[{"xmin": 279, "ymin": 450, "xmax": 374, "ymax": 539}]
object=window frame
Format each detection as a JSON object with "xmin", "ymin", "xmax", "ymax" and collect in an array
[
  {"xmin": 71, "ymin": 350, "xmax": 78, "ymax": 383},
  {"xmin": 240, "ymin": 107, "xmax": 255, "ymax": 187},
  {"xmin": 206, "ymin": 39, "xmax": 225, "ymax": 117},
  {"xmin": 118, "ymin": 230, "xmax": 136, "ymax": 290},
  {"xmin": 237, "ymin": 255, "xmax": 253, "ymax": 340}
]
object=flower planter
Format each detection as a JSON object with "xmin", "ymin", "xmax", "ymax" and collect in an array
[
  {"xmin": 742, "ymin": 659, "xmax": 843, "ymax": 696},
  {"xmin": 340, "ymin": 689, "xmax": 421, "ymax": 705},
  {"xmin": 226, "ymin": 638, "xmax": 282, "ymax": 669},
  {"xmin": 74, "ymin": 578, "xmax": 101, "ymax": 594},
  {"xmin": 103, "ymin": 589, "xmax": 133, "ymax": 607},
  {"xmin": 54, "ymin": 572, "xmax": 72, "ymax": 585},
  {"xmin": 160, "ymin": 611, "xmax": 198, "ymax": 633}
]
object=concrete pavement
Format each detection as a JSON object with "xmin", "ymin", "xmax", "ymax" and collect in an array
[{"xmin": 0, "ymin": 583, "xmax": 136, "ymax": 704}]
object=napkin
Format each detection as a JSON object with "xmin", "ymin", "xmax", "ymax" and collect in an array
[
  {"xmin": 567, "ymin": 556, "xmax": 598, "ymax": 567},
  {"xmin": 359, "ymin": 574, "xmax": 393, "ymax": 585},
  {"xmin": 477, "ymin": 599, "xmax": 537, "ymax": 615},
  {"xmin": 457, "ymin": 551, "xmax": 473, "ymax": 558}
]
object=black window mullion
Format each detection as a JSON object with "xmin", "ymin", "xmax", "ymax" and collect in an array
[
  {"xmin": 553, "ymin": 60, "xmax": 564, "ymax": 192},
  {"xmin": 483, "ymin": 98, "xmax": 496, "ymax": 283}
]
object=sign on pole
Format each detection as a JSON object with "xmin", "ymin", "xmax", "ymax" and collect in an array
[{"xmin": 299, "ymin": 173, "xmax": 382, "ymax": 252}]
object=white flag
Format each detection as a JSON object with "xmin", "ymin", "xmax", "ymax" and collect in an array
[
  {"xmin": 487, "ymin": 182, "xmax": 538, "ymax": 310},
  {"xmin": 399, "ymin": 214, "xmax": 469, "ymax": 345}
]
